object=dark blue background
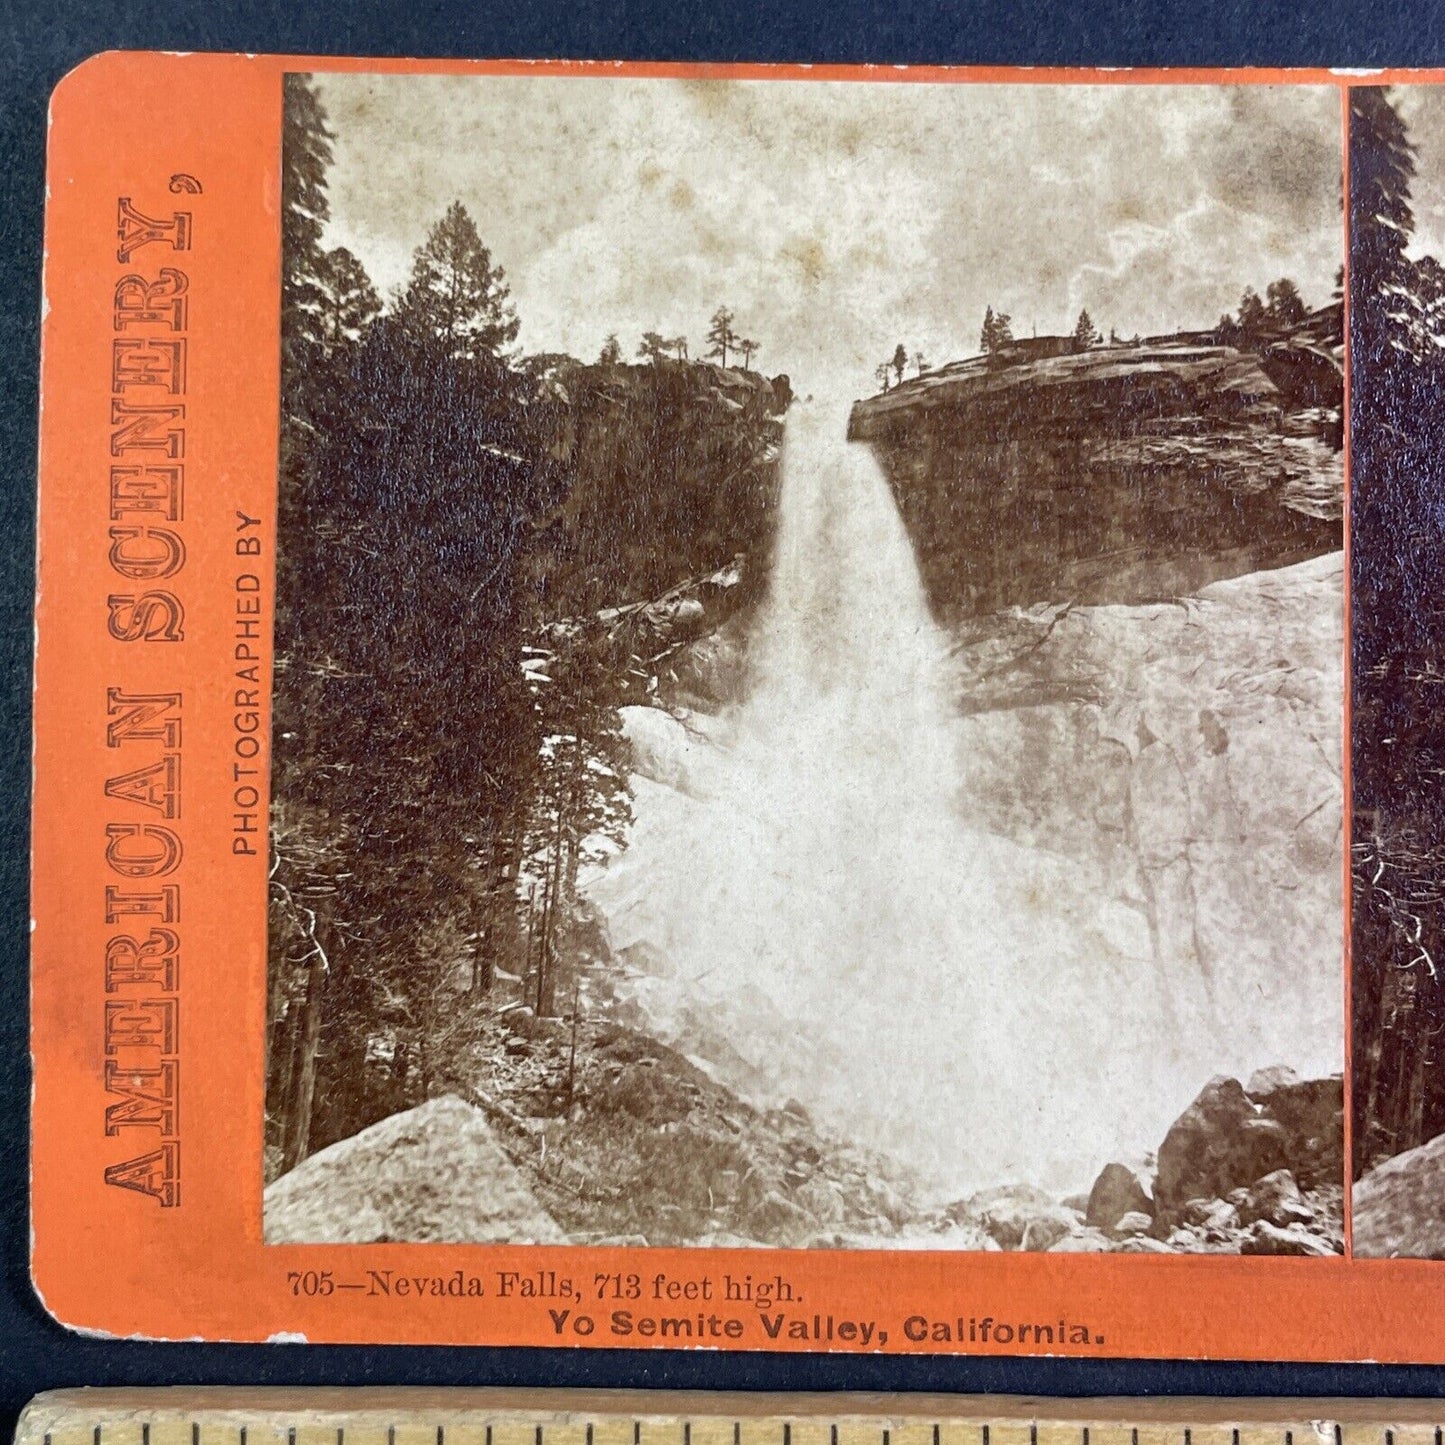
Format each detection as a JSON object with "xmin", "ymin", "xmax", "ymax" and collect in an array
[{"xmin": 5, "ymin": 0, "xmax": 1445, "ymax": 1426}]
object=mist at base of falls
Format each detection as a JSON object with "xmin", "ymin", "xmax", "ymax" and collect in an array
[{"xmin": 588, "ymin": 399, "xmax": 1341, "ymax": 1197}]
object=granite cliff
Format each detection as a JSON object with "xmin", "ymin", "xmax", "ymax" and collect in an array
[{"xmin": 848, "ymin": 327, "xmax": 1342, "ymax": 617}]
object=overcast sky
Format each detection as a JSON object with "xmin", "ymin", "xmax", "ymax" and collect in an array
[{"xmin": 314, "ymin": 74, "xmax": 1343, "ymax": 394}]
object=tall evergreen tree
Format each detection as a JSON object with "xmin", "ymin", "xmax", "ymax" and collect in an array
[
  {"xmin": 1265, "ymin": 277, "xmax": 1307, "ymax": 329},
  {"xmin": 980, "ymin": 305, "xmax": 1013, "ymax": 354},
  {"xmin": 1348, "ymin": 87, "xmax": 1445, "ymax": 1174},
  {"xmin": 705, "ymin": 306, "xmax": 737, "ymax": 366},
  {"xmin": 637, "ymin": 331, "xmax": 669, "ymax": 364},
  {"xmin": 1070, "ymin": 309, "xmax": 1101, "ymax": 351},
  {"xmin": 1351, "ymin": 87, "xmax": 1417, "ymax": 364},
  {"xmin": 271, "ymin": 73, "xmax": 340, "ymax": 1173},
  {"xmin": 521, "ymin": 630, "xmax": 632, "ymax": 1017},
  {"xmin": 280, "ymin": 74, "xmax": 334, "ymax": 384},
  {"xmin": 394, "ymin": 200, "xmax": 520, "ymax": 363},
  {"xmin": 316, "ymin": 246, "xmax": 382, "ymax": 350},
  {"xmin": 1235, "ymin": 286, "xmax": 1269, "ymax": 340}
]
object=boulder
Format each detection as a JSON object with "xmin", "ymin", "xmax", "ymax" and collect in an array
[
  {"xmin": 1049, "ymin": 1228, "xmax": 1112, "ymax": 1253},
  {"xmin": 1154, "ymin": 1077, "xmax": 1289, "ymax": 1218},
  {"xmin": 796, "ymin": 1177, "xmax": 848, "ymax": 1225},
  {"xmin": 748, "ymin": 1190, "xmax": 813, "ymax": 1242},
  {"xmin": 1180, "ymin": 1197, "xmax": 1241, "ymax": 1232},
  {"xmin": 1240, "ymin": 1221, "xmax": 1337, "ymax": 1257},
  {"xmin": 953, "ymin": 1182, "xmax": 1053, "ymax": 1213},
  {"xmin": 1354, "ymin": 1131, "xmax": 1445, "ymax": 1259},
  {"xmin": 665, "ymin": 625, "xmax": 749, "ymax": 709},
  {"xmin": 1246, "ymin": 1065, "xmax": 1301, "ymax": 1097},
  {"xmin": 1113, "ymin": 1235, "xmax": 1175, "ymax": 1253},
  {"xmin": 863, "ymin": 1177, "xmax": 911, "ymax": 1229},
  {"xmin": 1020, "ymin": 1214, "xmax": 1075, "ymax": 1252},
  {"xmin": 1086, "ymin": 1161, "xmax": 1154, "ymax": 1229},
  {"xmin": 1238, "ymin": 1169, "xmax": 1314, "ymax": 1229},
  {"xmin": 1167, "ymin": 1225, "xmax": 1208, "ymax": 1250},
  {"xmin": 264, "ymin": 1095, "xmax": 566, "ymax": 1245},
  {"xmin": 960, "ymin": 1184, "xmax": 1078, "ymax": 1251},
  {"xmin": 1112, "ymin": 1210, "xmax": 1153, "ymax": 1237},
  {"xmin": 1252, "ymin": 1074, "xmax": 1344, "ymax": 1189}
]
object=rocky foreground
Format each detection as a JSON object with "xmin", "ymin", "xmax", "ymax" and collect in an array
[
  {"xmin": 1354, "ymin": 1131, "xmax": 1445, "ymax": 1258},
  {"xmin": 1037, "ymin": 1068, "xmax": 1343, "ymax": 1256},
  {"xmin": 266, "ymin": 1000, "xmax": 1342, "ymax": 1255}
]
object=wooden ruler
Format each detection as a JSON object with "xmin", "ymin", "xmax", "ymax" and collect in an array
[{"xmin": 18, "ymin": 1392, "xmax": 1445, "ymax": 1445}]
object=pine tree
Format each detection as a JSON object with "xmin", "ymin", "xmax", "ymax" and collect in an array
[
  {"xmin": 316, "ymin": 247, "xmax": 381, "ymax": 350},
  {"xmin": 394, "ymin": 200, "xmax": 520, "ymax": 363},
  {"xmin": 705, "ymin": 307, "xmax": 737, "ymax": 366},
  {"xmin": 1344, "ymin": 87, "xmax": 1445, "ymax": 1172},
  {"xmin": 891, "ymin": 343, "xmax": 908, "ymax": 384},
  {"xmin": 1070, "ymin": 309, "xmax": 1101, "ymax": 351},
  {"xmin": 980, "ymin": 306, "xmax": 1014, "ymax": 354},
  {"xmin": 1265, "ymin": 278, "xmax": 1307, "ymax": 330},
  {"xmin": 1236, "ymin": 286, "xmax": 1269, "ymax": 340},
  {"xmin": 737, "ymin": 338, "xmax": 759, "ymax": 370},
  {"xmin": 272, "ymin": 73, "xmax": 342, "ymax": 1172},
  {"xmin": 637, "ymin": 331, "xmax": 668, "ymax": 364},
  {"xmin": 280, "ymin": 75, "xmax": 334, "ymax": 378},
  {"xmin": 1352, "ymin": 86, "xmax": 1417, "ymax": 356},
  {"xmin": 522, "ymin": 628, "xmax": 632, "ymax": 1016},
  {"xmin": 599, "ymin": 333, "xmax": 622, "ymax": 364}
]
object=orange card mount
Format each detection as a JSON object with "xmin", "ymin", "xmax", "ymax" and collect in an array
[{"xmin": 30, "ymin": 50, "xmax": 1445, "ymax": 1353}]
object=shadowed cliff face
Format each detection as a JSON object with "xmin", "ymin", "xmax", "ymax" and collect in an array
[
  {"xmin": 849, "ymin": 338, "xmax": 1343, "ymax": 620},
  {"xmin": 527, "ymin": 358, "xmax": 790, "ymax": 619}
]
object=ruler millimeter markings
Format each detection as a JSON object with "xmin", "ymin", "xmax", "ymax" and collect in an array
[{"xmin": 21, "ymin": 1390, "xmax": 1445, "ymax": 1445}]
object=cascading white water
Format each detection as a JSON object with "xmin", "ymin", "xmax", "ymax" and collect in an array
[{"xmin": 591, "ymin": 399, "xmax": 1338, "ymax": 1196}]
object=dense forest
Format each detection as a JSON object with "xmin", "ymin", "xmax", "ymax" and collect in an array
[
  {"xmin": 1350, "ymin": 88, "xmax": 1445, "ymax": 1174},
  {"xmin": 265, "ymin": 76, "xmax": 786, "ymax": 1177}
]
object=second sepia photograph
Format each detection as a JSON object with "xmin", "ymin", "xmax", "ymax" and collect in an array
[{"xmin": 1350, "ymin": 83, "xmax": 1445, "ymax": 1259}]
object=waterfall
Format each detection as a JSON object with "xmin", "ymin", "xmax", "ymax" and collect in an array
[{"xmin": 590, "ymin": 399, "xmax": 1337, "ymax": 1197}]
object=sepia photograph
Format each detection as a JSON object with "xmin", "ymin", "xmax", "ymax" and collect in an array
[
  {"xmin": 262, "ymin": 72, "xmax": 1346, "ymax": 1255},
  {"xmin": 1348, "ymin": 84, "xmax": 1445, "ymax": 1258}
]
